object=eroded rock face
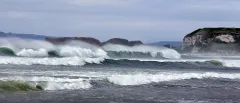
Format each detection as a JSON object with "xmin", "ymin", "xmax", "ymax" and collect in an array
[
  {"xmin": 215, "ymin": 35, "xmax": 235, "ymax": 43},
  {"xmin": 182, "ymin": 28, "xmax": 240, "ymax": 54},
  {"xmin": 45, "ymin": 37, "xmax": 101, "ymax": 46},
  {"xmin": 102, "ymin": 38, "xmax": 143, "ymax": 46}
]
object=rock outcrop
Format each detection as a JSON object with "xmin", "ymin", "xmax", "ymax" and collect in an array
[
  {"xmin": 45, "ymin": 37, "xmax": 143, "ymax": 46},
  {"xmin": 45, "ymin": 37, "xmax": 101, "ymax": 46},
  {"xmin": 102, "ymin": 38, "xmax": 143, "ymax": 46},
  {"xmin": 129, "ymin": 41, "xmax": 143, "ymax": 46},
  {"xmin": 182, "ymin": 28, "xmax": 240, "ymax": 54}
]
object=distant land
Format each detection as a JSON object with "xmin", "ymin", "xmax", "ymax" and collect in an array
[
  {"xmin": 0, "ymin": 31, "xmax": 46, "ymax": 40},
  {"xmin": 149, "ymin": 41, "xmax": 182, "ymax": 47},
  {"xmin": 0, "ymin": 31, "xmax": 182, "ymax": 47}
]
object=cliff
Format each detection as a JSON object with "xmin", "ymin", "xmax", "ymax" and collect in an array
[{"xmin": 182, "ymin": 28, "xmax": 240, "ymax": 54}]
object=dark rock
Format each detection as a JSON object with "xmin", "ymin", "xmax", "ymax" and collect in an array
[
  {"xmin": 164, "ymin": 44, "xmax": 171, "ymax": 48},
  {"xmin": 102, "ymin": 38, "xmax": 143, "ymax": 46},
  {"xmin": 45, "ymin": 37, "xmax": 101, "ymax": 46},
  {"xmin": 182, "ymin": 27, "xmax": 240, "ymax": 54},
  {"xmin": 102, "ymin": 38, "xmax": 129, "ymax": 46},
  {"xmin": 129, "ymin": 41, "xmax": 143, "ymax": 46}
]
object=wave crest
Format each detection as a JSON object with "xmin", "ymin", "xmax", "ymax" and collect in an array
[
  {"xmin": 107, "ymin": 72, "xmax": 240, "ymax": 86},
  {"xmin": 102, "ymin": 44, "xmax": 181, "ymax": 59},
  {"xmin": 1, "ymin": 76, "xmax": 92, "ymax": 91},
  {"xmin": 0, "ymin": 80, "xmax": 42, "ymax": 92}
]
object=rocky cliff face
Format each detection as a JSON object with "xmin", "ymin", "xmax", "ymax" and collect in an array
[
  {"xmin": 182, "ymin": 28, "xmax": 240, "ymax": 54},
  {"xmin": 102, "ymin": 38, "xmax": 143, "ymax": 46}
]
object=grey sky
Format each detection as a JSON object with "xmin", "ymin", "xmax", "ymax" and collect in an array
[{"xmin": 0, "ymin": 0, "xmax": 239, "ymax": 43}]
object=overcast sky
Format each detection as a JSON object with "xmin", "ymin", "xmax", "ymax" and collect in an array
[{"xmin": 0, "ymin": 0, "xmax": 239, "ymax": 43}]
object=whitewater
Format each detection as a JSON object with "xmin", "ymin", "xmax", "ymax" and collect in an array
[
  {"xmin": 0, "ymin": 38, "xmax": 240, "ymax": 102},
  {"xmin": 0, "ymin": 38, "xmax": 239, "ymax": 67}
]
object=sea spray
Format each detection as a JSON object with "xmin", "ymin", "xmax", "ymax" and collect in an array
[
  {"xmin": 102, "ymin": 44, "xmax": 181, "ymax": 59},
  {"xmin": 0, "ymin": 38, "xmax": 108, "ymax": 65}
]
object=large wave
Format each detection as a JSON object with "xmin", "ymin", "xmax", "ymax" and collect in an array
[
  {"xmin": 102, "ymin": 44, "xmax": 181, "ymax": 59},
  {"xmin": 0, "ymin": 38, "xmax": 185, "ymax": 66},
  {"xmin": 0, "ymin": 38, "xmax": 108, "ymax": 66}
]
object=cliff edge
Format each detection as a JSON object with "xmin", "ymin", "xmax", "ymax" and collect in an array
[{"xmin": 182, "ymin": 28, "xmax": 240, "ymax": 54}]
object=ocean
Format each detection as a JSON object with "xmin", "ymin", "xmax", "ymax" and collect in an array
[{"xmin": 0, "ymin": 38, "xmax": 239, "ymax": 103}]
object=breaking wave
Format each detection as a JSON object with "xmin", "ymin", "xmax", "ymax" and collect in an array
[
  {"xmin": 107, "ymin": 72, "xmax": 240, "ymax": 86},
  {"xmin": 0, "ymin": 80, "xmax": 42, "ymax": 92},
  {"xmin": 0, "ymin": 76, "xmax": 92, "ymax": 91},
  {"xmin": 0, "ymin": 56, "xmax": 106, "ymax": 66},
  {"xmin": 102, "ymin": 44, "xmax": 181, "ymax": 59},
  {"xmin": 0, "ymin": 55, "xmax": 239, "ymax": 68},
  {"xmin": 0, "ymin": 38, "xmax": 107, "ymax": 57},
  {"xmin": 2, "ymin": 72, "xmax": 240, "ymax": 91},
  {"xmin": 0, "ymin": 38, "xmax": 181, "ymax": 59},
  {"xmin": 0, "ymin": 47, "xmax": 15, "ymax": 56},
  {"xmin": 0, "ymin": 38, "xmax": 184, "ymax": 66},
  {"xmin": 0, "ymin": 38, "xmax": 108, "ymax": 66}
]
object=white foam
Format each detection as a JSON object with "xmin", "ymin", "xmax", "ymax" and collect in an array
[
  {"xmin": 0, "ymin": 38, "xmax": 108, "ymax": 65},
  {"xmin": 0, "ymin": 76, "xmax": 92, "ymax": 90},
  {"xmin": 102, "ymin": 44, "xmax": 181, "ymax": 59},
  {"xmin": 221, "ymin": 60, "xmax": 240, "ymax": 67},
  {"xmin": 44, "ymin": 81, "xmax": 91, "ymax": 90},
  {"xmin": 0, "ymin": 37, "xmax": 55, "ymax": 52},
  {"xmin": 112, "ymin": 58, "xmax": 240, "ymax": 68},
  {"xmin": 16, "ymin": 48, "xmax": 49, "ymax": 57},
  {"xmin": 0, "ymin": 56, "xmax": 105, "ymax": 66},
  {"xmin": 57, "ymin": 46, "xmax": 107, "ymax": 58},
  {"xmin": 107, "ymin": 72, "xmax": 240, "ymax": 85},
  {"xmin": 0, "ymin": 37, "xmax": 108, "ymax": 57},
  {"xmin": 54, "ymin": 41, "xmax": 108, "ymax": 63}
]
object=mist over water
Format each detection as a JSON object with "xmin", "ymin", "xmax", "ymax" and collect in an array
[{"xmin": 102, "ymin": 44, "xmax": 181, "ymax": 59}]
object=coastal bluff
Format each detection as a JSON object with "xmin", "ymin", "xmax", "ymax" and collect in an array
[
  {"xmin": 182, "ymin": 28, "xmax": 240, "ymax": 54},
  {"xmin": 45, "ymin": 37, "xmax": 143, "ymax": 46}
]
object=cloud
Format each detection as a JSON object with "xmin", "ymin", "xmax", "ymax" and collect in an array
[
  {"xmin": 66, "ymin": 0, "xmax": 134, "ymax": 6},
  {"xmin": 2, "ymin": 11, "xmax": 28, "ymax": 18},
  {"xmin": 0, "ymin": 0, "xmax": 240, "ymax": 42}
]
